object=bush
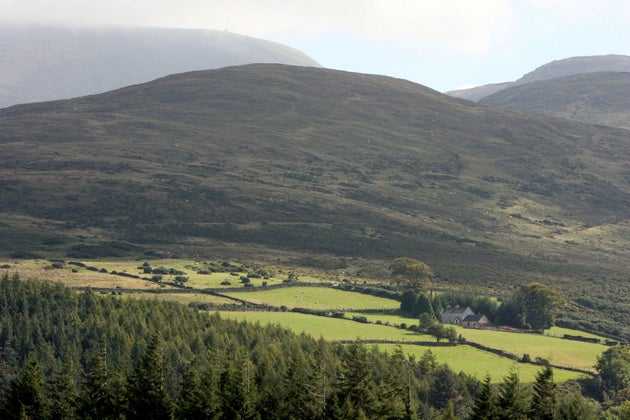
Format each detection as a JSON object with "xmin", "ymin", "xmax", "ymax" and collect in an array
[
  {"xmin": 151, "ymin": 275, "xmax": 163, "ymax": 282},
  {"xmin": 174, "ymin": 276, "xmax": 189, "ymax": 285},
  {"xmin": 220, "ymin": 280, "xmax": 231, "ymax": 285}
]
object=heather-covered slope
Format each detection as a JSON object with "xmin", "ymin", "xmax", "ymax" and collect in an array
[
  {"xmin": 1, "ymin": 63, "xmax": 629, "ymax": 335},
  {"xmin": 480, "ymin": 72, "xmax": 630, "ymax": 130}
]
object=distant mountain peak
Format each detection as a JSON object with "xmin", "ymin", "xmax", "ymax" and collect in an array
[
  {"xmin": 446, "ymin": 54, "xmax": 630, "ymax": 101},
  {"xmin": 0, "ymin": 24, "xmax": 320, "ymax": 108}
]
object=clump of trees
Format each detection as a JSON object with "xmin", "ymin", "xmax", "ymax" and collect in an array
[{"xmin": 497, "ymin": 282, "xmax": 567, "ymax": 330}]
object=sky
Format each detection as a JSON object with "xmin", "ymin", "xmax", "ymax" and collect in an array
[{"xmin": 2, "ymin": 0, "xmax": 630, "ymax": 92}]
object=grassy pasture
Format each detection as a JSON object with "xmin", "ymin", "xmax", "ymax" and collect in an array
[
  {"xmin": 454, "ymin": 326, "xmax": 605, "ymax": 372},
  {"xmin": 545, "ymin": 326, "xmax": 607, "ymax": 341},
  {"xmin": 0, "ymin": 259, "xmax": 171, "ymax": 290},
  {"xmin": 376, "ymin": 344, "xmax": 586, "ymax": 383},
  {"xmin": 223, "ymin": 287, "xmax": 399, "ymax": 310},
  {"xmin": 120, "ymin": 292, "xmax": 236, "ymax": 306},
  {"xmin": 218, "ymin": 311, "xmax": 428, "ymax": 341}
]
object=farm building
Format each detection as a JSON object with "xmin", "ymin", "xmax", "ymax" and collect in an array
[
  {"xmin": 442, "ymin": 306, "xmax": 495, "ymax": 329},
  {"xmin": 462, "ymin": 314, "xmax": 494, "ymax": 329},
  {"xmin": 441, "ymin": 306, "xmax": 475, "ymax": 325}
]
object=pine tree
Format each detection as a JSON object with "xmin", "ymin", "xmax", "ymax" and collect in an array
[
  {"xmin": 336, "ymin": 341, "xmax": 377, "ymax": 419},
  {"xmin": 376, "ymin": 345, "xmax": 412, "ymax": 419},
  {"xmin": 429, "ymin": 365, "xmax": 463, "ymax": 410},
  {"xmin": 471, "ymin": 374, "xmax": 497, "ymax": 420},
  {"xmin": 218, "ymin": 352, "xmax": 249, "ymax": 419},
  {"xmin": 79, "ymin": 349, "xmax": 119, "ymax": 419},
  {"xmin": 530, "ymin": 365, "xmax": 556, "ymax": 420},
  {"xmin": 49, "ymin": 361, "xmax": 79, "ymax": 420},
  {"xmin": 128, "ymin": 333, "xmax": 174, "ymax": 419},
  {"xmin": 1, "ymin": 357, "xmax": 49, "ymax": 419},
  {"xmin": 178, "ymin": 361, "xmax": 221, "ymax": 419},
  {"xmin": 496, "ymin": 368, "xmax": 528, "ymax": 420}
]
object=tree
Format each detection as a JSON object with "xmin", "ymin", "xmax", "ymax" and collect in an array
[
  {"xmin": 376, "ymin": 346, "xmax": 413, "ymax": 419},
  {"xmin": 595, "ymin": 345, "xmax": 630, "ymax": 398},
  {"xmin": 48, "ymin": 362, "xmax": 79, "ymax": 420},
  {"xmin": 499, "ymin": 282, "xmax": 566, "ymax": 330},
  {"xmin": 1, "ymin": 357, "xmax": 48, "ymax": 419},
  {"xmin": 413, "ymin": 292, "xmax": 436, "ymax": 318},
  {"xmin": 389, "ymin": 257, "xmax": 432, "ymax": 292},
  {"xmin": 335, "ymin": 341, "xmax": 376, "ymax": 418},
  {"xmin": 79, "ymin": 349, "xmax": 121, "ymax": 419},
  {"xmin": 530, "ymin": 365, "xmax": 556, "ymax": 420},
  {"xmin": 128, "ymin": 333, "xmax": 174, "ymax": 420},
  {"xmin": 429, "ymin": 365, "xmax": 464, "ymax": 411},
  {"xmin": 496, "ymin": 368, "xmax": 528, "ymax": 420},
  {"xmin": 471, "ymin": 374, "xmax": 497, "ymax": 420}
]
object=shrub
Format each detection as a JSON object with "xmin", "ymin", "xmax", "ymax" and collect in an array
[
  {"xmin": 352, "ymin": 316, "xmax": 369, "ymax": 324},
  {"xmin": 220, "ymin": 280, "xmax": 231, "ymax": 285},
  {"xmin": 174, "ymin": 276, "xmax": 189, "ymax": 285}
]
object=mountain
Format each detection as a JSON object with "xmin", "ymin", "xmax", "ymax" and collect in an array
[
  {"xmin": 447, "ymin": 54, "xmax": 630, "ymax": 101},
  {"xmin": 446, "ymin": 82, "xmax": 512, "ymax": 102},
  {"xmin": 480, "ymin": 72, "xmax": 630, "ymax": 130},
  {"xmin": 2, "ymin": 64, "xmax": 630, "ymax": 336},
  {"xmin": 0, "ymin": 24, "xmax": 320, "ymax": 108}
]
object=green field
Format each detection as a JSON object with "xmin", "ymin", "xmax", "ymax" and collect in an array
[
  {"xmin": 224, "ymin": 287, "xmax": 399, "ymax": 310},
  {"xmin": 454, "ymin": 326, "xmax": 605, "ymax": 372},
  {"xmin": 377, "ymin": 344, "xmax": 586, "ymax": 383},
  {"xmin": 120, "ymin": 292, "xmax": 236, "ymax": 306},
  {"xmin": 219, "ymin": 311, "xmax": 428, "ymax": 341}
]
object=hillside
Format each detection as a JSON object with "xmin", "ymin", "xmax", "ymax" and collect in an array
[
  {"xmin": 447, "ymin": 54, "xmax": 630, "ymax": 101},
  {"xmin": 0, "ymin": 24, "xmax": 320, "ymax": 108},
  {"xmin": 480, "ymin": 72, "xmax": 630, "ymax": 130},
  {"xmin": 1, "ymin": 63, "xmax": 630, "ymax": 336}
]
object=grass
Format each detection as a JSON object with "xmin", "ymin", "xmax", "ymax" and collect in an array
[
  {"xmin": 455, "ymin": 326, "xmax": 605, "ymax": 372},
  {"xmin": 377, "ymin": 344, "xmax": 587, "ymax": 383},
  {"xmin": 120, "ymin": 292, "xmax": 236, "ymax": 306},
  {"xmin": 223, "ymin": 287, "xmax": 399, "ymax": 310},
  {"xmin": 218, "ymin": 311, "xmax": 428, "ymax": 341},
  {"xmin": 0, "ymin": 259, "xmax": 171, "ymax": 290}
]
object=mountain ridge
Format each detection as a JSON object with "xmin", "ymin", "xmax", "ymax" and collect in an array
[
  {"xmin": 447, "ymin": 54, "xmax": 630, "ymax": 100},
  {"xmin": 479, "ymin": 71, "xmax": 630, "ymax": 130},
  {"xmin": 0, "ymin": 24, "xmax": 320, "ymax": 108}
]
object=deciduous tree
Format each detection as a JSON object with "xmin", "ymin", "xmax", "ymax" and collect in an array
[{"xmin": 389, "ymin": 257, "xmax": 432, "ymax": 292}]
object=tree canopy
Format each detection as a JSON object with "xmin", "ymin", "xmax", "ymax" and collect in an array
[
  {"xmin": 498, "ymin": 282, "xmax": 566, "ymax": 330},
  {"xmin": 389, "ymin": 257, "xmax": 432, "ymax": 292}
]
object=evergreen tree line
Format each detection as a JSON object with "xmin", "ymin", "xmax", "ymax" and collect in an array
[{"xmin": 1, "ymin": 273, "xmax": 628, "ymax": 418}]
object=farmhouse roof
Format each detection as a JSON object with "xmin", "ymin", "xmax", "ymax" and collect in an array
[
  {"xmin": 442, "ymin": 306, "xmax": 472, "ymax": 315},
  {"xmin": 463, "ymin": 314, "xmax": 486, "ymax": 322}
]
